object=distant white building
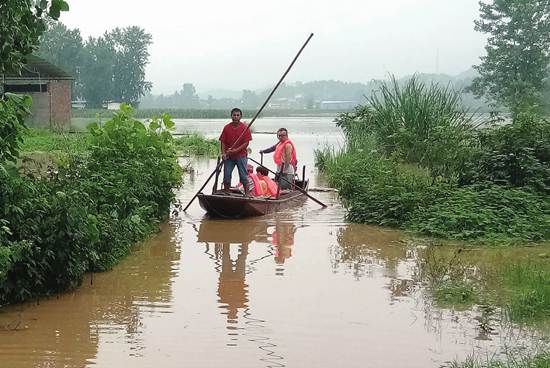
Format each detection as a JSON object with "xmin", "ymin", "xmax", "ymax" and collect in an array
[
  {"xmin": 319, "ymin": 100, "xmax": 357, "ymax": 110},
  {"xmin": 106, "ymin": 102, "xmax": 122, "ymax": 110}
]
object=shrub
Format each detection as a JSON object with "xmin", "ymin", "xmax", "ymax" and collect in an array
[
  {"xmin": 408, "ymin": 185, "xmax": 550, "ymax": 242},
  {"xmin": 0, "ymin": 171, "xmax": 98, "ymax": 304},
  {"xmin": 317, "ymin": 148, "xmax": 443, "ymax": 227},
  {"xmin": 460, "ymin": 113, "xmax": 550, "ymax": 194},
  {"xmin": 84, "ymin": 107, "xmax": 182, "ymax": 269},
  {"xmin": 0, "ymin": 105, "xmax": 183, "ymax": 305},
  {"xmin": 0, "ymin": 94, "xmax": 31, "ymax": 164}
]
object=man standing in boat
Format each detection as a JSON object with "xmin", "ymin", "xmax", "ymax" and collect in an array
[
  {"xmin": 219, "ymin": 108, "xmax": 252, "ymax": 195},
  {"xmin": 259, "ymin": 128, "xmax": 297, "ymax": 190}
]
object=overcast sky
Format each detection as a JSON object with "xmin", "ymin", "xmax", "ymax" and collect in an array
[{"xmin": 62, "ymin": 0, "xmax": 486, "ymax": 95}]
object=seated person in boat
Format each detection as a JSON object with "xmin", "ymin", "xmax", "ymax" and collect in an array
[
  {"xmin": 259, "ymin": 127, "xmax": 297, "ymax": 190},
  {"xmin": 255, "ymin": 166, "xmax": 279, "ymax": 198},
  {"xmin": 238, "ymin": 165, "xmax": 279, "ymax": 198},
  {"xmin": 237, "ymin": 164, "xmax": 263, "ymax": 197}
]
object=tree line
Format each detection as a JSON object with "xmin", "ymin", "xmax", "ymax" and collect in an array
[
  {"xmin": 38, "ymin": 22, "xmax": 152, "ymax": 107},
  {"xmin": 141, "ymin": 77, "xmax": 494, "ymax": 111}
]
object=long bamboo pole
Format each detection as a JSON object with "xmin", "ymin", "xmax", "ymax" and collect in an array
[{"xmin": 183, "ymin": 33, "xmax": 314, "ymax": 212}]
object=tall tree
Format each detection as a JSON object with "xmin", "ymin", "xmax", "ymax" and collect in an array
[
  {"xmin": 37, "ymin": 21, "xmax": 84, "ymax": 98},
  {"xmin": 80, "ymin": 36, "xmax": 116, "ymax": 108},
  {"xmin": 469, "ymin": 0, "xmax": 550, "ymax": 118},
  {"xmin": 107, "ymin": 26, "xmax": 153, "ymax": 107}
]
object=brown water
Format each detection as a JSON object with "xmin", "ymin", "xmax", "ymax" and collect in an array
[{"xmin": 1, "ymin": 118, "xmax": 547, "ymax": 367}]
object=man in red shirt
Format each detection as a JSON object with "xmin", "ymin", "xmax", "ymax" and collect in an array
[{"xmin": 219, "ymin": 108, "xmax": 252, "ymax": 195}]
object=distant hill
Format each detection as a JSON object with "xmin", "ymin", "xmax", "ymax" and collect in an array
[{"xmin": 140, "ymin": 69, "xmax": 494, "ymax": 111}]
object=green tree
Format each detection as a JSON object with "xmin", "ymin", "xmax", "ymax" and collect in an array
[
  {"xmin": 107, "ymin": 26, "xmax": 153, "ymax": 107},
  {"xmin": 37, "ymin": 21, "xmax": 84, "ymax": 98},
  {"xmin": 80, "ymin": 35, "xmax": 116, "ymax": 108},
  {"xmin": 469, "ymin": 0, "xmax": 550, "ymax": 118}
]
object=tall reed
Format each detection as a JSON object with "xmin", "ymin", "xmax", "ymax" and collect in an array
[{"xmin": 337, "ymin": 75, "xmax": 482, "ymax": 179}]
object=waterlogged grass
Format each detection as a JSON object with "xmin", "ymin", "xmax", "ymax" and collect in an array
[
  {"xmin": 503, "ymin": 263, "xmax": 550, "ymax": 322},
  {"xmin": 448, "ymin": 352, "xmax": 550, "ymax": 368},
  {"xmin": 433, "ymin": 281, "xmax": 478, "ymax": 307},
  {"xmin": 419, "ymin": 247, "xmax": 480, "ymax": 308},
  {"xmin": 173, "ymin": 134, "xmax": 219, "ymax": 157},
  {"xmin": 418, "ymin": 246, "xmax": 550, "ymax": 325},
  {"xmin": 20, "ymin": 128, "xmax": 90, "ymax": 154}
]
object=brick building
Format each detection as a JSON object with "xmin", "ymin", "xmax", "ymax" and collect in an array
[{"xmin": 1, "ymin": 55, "xmax": 73, "ymax": 130}]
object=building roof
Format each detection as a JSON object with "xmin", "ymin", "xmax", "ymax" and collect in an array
[{"xmin": 2, "ymin": 55, "xmax": 73, "ymax": 80}]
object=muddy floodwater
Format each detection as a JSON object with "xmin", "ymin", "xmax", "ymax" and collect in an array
[{"xmin": 1, "ymin": 117, "xmax": 548, "ymax": 367}]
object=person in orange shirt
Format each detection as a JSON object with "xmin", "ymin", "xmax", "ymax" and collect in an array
[
  {"xmin": 255, "ymin": 166, "xmax": 278, "ymax": 198},
  {"xmin": 238, "ymin": 164, "xmax": 263, "ymax": 197}
]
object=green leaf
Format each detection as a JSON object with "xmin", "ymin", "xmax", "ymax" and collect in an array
[
  {"xmin": 49, "ymin": 0, "xmax": 69, "ymax": 19},
  {"xmin": 149, "ymin": 121, "xmax": 159, "ymax": 131}
]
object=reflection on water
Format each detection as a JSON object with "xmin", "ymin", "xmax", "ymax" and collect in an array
[
  {"xmin": 272, "ymin": 220, "xmax": 296, "ymax": 268},
  {"xmin": 197, "ymin": 218, "xmax": 288, "ymax": 366},
  {"xmin": 216, "ymin": 244, "xmax": 249, "ymax": 328}
]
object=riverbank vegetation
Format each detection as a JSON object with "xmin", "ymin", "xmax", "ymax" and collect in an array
[
  {"xmin": 317, "ymin": 0, "xmax": 550, "ymax": 245},
  {"xmin": 0, "ymin": 105, "xmax": 182, "ymax": 306},
  {"xmin": 316, "ymin": 76, "xmax": 550, "ymax": 244}
]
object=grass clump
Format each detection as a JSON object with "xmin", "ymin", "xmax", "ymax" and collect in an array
[
  {"xmin": 173, "ymin": 133, "xmax": 219, "ymax": 157},
  {"xmin": 433, "ymin": 281, "xmax": 478, "ymax": 307},
  {"xmin": 418, "ymin": 247, "xmax": 480, "ymax": 308},
  {"xmin": 503, "ymin": 263, "xmax": 550, "ymax": 322}
]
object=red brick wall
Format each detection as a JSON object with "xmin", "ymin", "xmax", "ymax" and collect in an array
[{"xmin": 49, "ymin": 80, "xmax": 72, "ymax": 130}]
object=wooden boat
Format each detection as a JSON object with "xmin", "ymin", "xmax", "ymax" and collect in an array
[{"xmin": 197, "ymin": 179, "xmax": 309, "ymax": 218}]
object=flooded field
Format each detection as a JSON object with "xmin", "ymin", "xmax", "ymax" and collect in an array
[{"xmin": 1, "ymin": 117, "xmax": 548, "ymax": 367}]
